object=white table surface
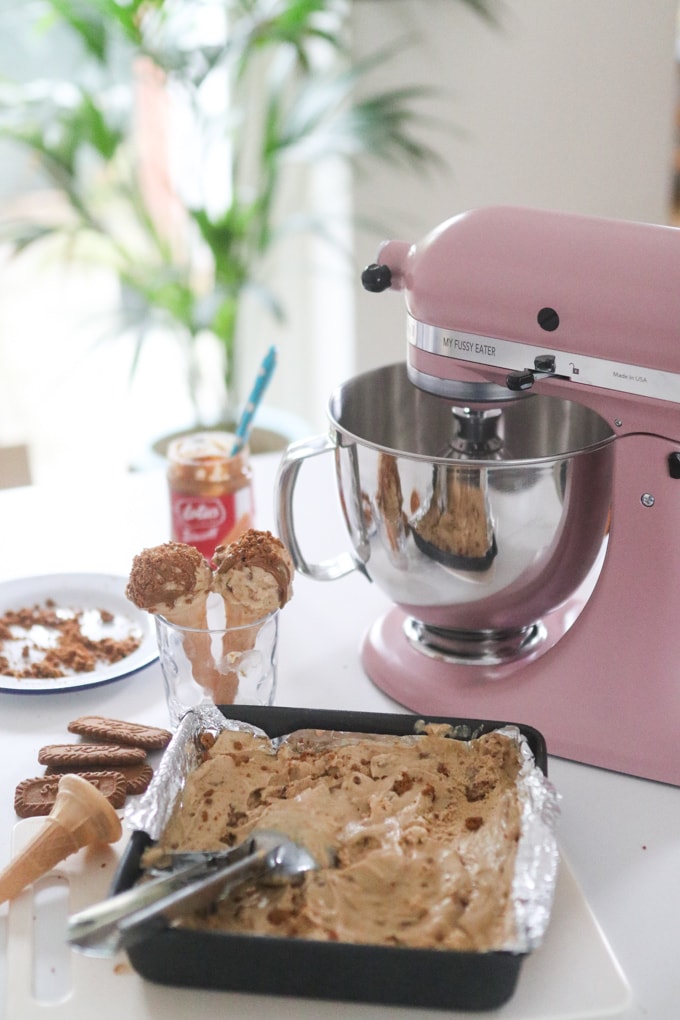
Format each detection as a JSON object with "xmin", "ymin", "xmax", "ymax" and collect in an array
[{"xmin": 0, "ymin": 451, "xmax": 677, "ymax": 1019}]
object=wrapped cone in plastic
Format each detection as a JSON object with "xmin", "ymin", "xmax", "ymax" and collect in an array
[{"xmin": 0, "ymin": 774, "xmax": 122, "ymax": 903}]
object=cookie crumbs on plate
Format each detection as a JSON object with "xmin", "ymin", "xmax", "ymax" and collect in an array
[{"xmin": 0, "ymin": 602, "xmax": 142, "ymax": 679}]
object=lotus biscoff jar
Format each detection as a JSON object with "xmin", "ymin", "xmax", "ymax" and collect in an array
[{"xmin": 167, "ymin": 432, "xmax": 254, "ymax": 561}]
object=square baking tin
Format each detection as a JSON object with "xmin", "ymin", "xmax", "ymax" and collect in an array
[{"xmin": 111, "ymin": 705, "xmax": 550, "ymax": 1011}]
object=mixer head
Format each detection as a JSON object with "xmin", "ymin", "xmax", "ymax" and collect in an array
[{"xmin": 361, "ymin": 205, "xmax": 680, "ymax": 413}]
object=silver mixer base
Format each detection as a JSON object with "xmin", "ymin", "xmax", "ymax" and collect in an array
[{"xmin": 403, "ymin": 617, "xmax": 547, "ymax": 666}]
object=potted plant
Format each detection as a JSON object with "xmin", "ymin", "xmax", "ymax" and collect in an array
[{"xmin": 0, "ymin": 0, "xmax": 495, "ymax": 437}]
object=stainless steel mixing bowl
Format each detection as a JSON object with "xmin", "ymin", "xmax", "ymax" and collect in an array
[{"xmin": 276, "ymin": 363, "xmax": 615, "ymax": 662}]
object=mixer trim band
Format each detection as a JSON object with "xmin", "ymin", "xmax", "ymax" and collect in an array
[{"xmin": 408, "ymin": 316, "xmax": 680, "ymax": 404}]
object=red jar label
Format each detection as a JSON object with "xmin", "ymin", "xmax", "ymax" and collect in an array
[{"xmin": 170, "ymin": 486, "xmax": 254, "ymax": 560}]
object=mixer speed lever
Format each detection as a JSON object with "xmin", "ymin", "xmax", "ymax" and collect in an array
[
  {"xmin": 506, "ymin": 371, "xmax": 535, "ymax": 391},
  {"xmin": 534, "ymin": 355, "xmax": 556, "ymax": 373},
  {"xmin": 507, "ymin": 354, "xmax": 557, "ymax": 391}
]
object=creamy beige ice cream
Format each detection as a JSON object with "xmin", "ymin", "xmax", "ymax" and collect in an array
[
  {"xmin": 211, "ymin": 528, "xmax": 294, "ymax": 692},
  {"xmin": 212, "ymin": 529, "xmax": 294, "ymax": 626},
  {"xmin": 127, "ymin": 533, "xmax": 294, "ymax": 705},
  {"xmin": 126, "ymin": 541, "xmax": 218, "ymax": 694},
  {"xmin": 147, "ymin": 726, "xmax": 523, "ymax": 951},
  {"xmin": 126, "ymin": 542, "xmax": 213, "ymax": 627}
]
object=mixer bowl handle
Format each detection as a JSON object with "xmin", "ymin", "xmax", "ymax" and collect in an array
[{"xmin": 275, "ymin": 434, "xmax": 367, "ymax": 582}]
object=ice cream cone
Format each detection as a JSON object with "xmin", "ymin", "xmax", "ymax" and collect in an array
[
  {"xmin": 127, "ymin": 541, "xmax": 220, "ymax": 692},
  {"xmin": 213, "ymin": 530, "xmax": 293, "ymax": 658},
  {"xmin": 0, "ymin": 775, "xmax": 122, "ymax": 903},
  {"xmin": 155, "ymin": 593, "xmax": 237, "ymax": 704},
  {"xmin": 154, "ymin": 595, "xmax": 218, "ymax": 689},
  {"xmin": 220, "ymin": 601, "xmax": 269, "ymax": 654},
  {"xmin": 126, "ymin": 542, "xmax": 212, "ymax": 629},
  {"xmin": 204, "ymin": 660, "xmax": 240, "ymax": 705}
]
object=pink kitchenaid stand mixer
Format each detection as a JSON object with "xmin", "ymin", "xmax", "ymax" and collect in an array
[{"xmin": 277, "ymin": 206, "xmax": 680, "ymax": 786}]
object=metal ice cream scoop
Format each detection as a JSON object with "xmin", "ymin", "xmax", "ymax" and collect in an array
[{"xmin": 67, "ymin": 829, "xmax": 317, "ymax": 957}]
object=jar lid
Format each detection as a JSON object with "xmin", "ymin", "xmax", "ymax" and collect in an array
[{"xmin": 167, "ymin": 432, "xmax": 249, "ymax": 484}]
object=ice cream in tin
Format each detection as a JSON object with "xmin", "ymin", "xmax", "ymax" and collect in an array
[{"xmin": 137, "ymin": 717, "xmax": 559, "ymax": 953}]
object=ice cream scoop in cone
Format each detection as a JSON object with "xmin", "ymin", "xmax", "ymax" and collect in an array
[
  {"xmin": 0, "ymin": 774, "xmax": 122, "ymax": 903},
  {"xmin": 125, "ymin": 541, "xmax": 213, "ymax": 632},
  {"xmin": 126, "ymin": 541, "xmax": 220, "ymax": 694},
  {"xmin": 213, "ymin": 530, "xmax": 293, "ymax": 655}
]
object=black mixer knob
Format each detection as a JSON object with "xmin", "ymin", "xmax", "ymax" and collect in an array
[
  {"xmin": 506, "ymin": 371, "xmax": 535, "ymax": 392},
  {"xmin": 361, "ymin": 263, "xmax": 392, "ymax": 292},
  {"xmin": 537, "ymin": 307, "xmax": 560, "ymax": 331}
]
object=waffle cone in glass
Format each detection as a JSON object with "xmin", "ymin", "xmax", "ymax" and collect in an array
[
  {"xmin": 126, "ymin": 542, "xmax": 220, "ymax": 694},
  {"xmin": 221, "ymin": 605, "xmax": 266, "ymax": 654},
  {"xmin": 210, "ymin": 609, "xmax": 270, "ymax": 704},
  {"xmin": 213, "ymin": 531, "xmax": 294, "ymax": 661},
  {"xmin": 131, "ymin": 532, "xmax": 289, "ymax": 717},
  {"xmin": 155, "ymin": 595, "xmax": 224, "ymax": 694}
]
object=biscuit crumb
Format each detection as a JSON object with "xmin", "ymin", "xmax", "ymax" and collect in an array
[{"xmin": 0, "ymin": 602, "xmax": 142, "ymax": 679}]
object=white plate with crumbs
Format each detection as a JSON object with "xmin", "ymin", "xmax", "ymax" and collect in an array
[{"xmin": 0, "ymin": 573, "xmax": 157, "ymax": 693}]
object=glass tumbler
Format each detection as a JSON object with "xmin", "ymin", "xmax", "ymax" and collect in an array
[{"xmin": 155, "ymin": 609, "xmax": 278, "ymax": 727}]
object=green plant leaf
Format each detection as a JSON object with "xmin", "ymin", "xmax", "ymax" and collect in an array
[{"xmin": 0, "ymin": 0, "xmax": 499, "ymax": 419}]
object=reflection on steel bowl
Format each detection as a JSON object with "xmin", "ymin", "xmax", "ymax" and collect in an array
[{"xmin": 277, "ymin": 363, "xmax": 615, "ymax": 659}]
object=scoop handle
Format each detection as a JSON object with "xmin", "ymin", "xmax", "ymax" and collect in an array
[
  {"xmin": 114, "ymin": 846, "xmax": 272, "ymax": 952},
  {"xmin": 67, "ymin": 858, "xmax": 217, "ymax": 955},
  {"xmin": 275, "ymin": 433, "xmax": 369, "ymax": 582},
  {"xmin": 68, "ymin": 845, "xmax": 273, "ymax": 957}
]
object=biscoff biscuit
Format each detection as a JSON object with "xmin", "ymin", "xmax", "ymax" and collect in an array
[
  {"xmin": 45, "ymin": 760, "xmax": 154, "ymax": 796},
  {"xmin": 37, "ymin": 743, "xmax": 146, "ymax": 768},
  {"xmin": 66, "ymin": 715, "xmax": 172, "ymax": 751},
  {"xmin": 14, "ymin": 772, "xmax": 127, "ymax": 817}
]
